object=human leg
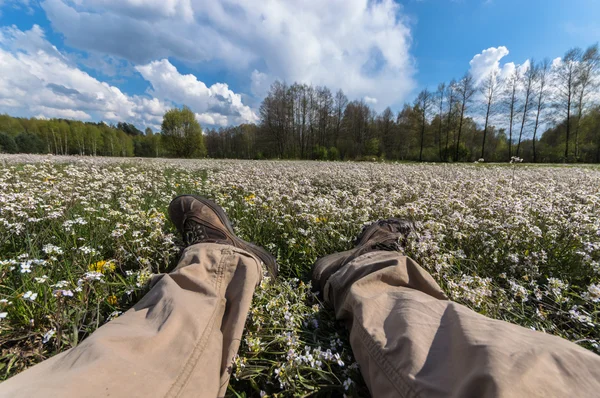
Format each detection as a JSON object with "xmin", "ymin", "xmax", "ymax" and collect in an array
[
  {"xmin": 313, "ymin": 220, "xmax": 600, "ymax": 398},
  {"xmin": 0, "ymin": 195, "xmax": 276, "ymax": 398}
]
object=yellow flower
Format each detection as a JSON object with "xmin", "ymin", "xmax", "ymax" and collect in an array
[
  {"xmin": 315, "ymin": 216, "xmax": 327, "ymax": 223},
  {"xmin": 244, "ymin": 194, "xmax": 256, "ymax": 203},
  {"xmin": 106, "ymin": 295, "xmax": 118, "ymax": 305},
  {"xmin": 88, "ymin": 260, "xmax": 106, "ymax": 272},
  {"xmin": 88, "ymin": 260, "xmax": 116, "ymax": 274}
]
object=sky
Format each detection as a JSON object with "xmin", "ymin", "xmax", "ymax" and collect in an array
[{"xmin": 0, "ymin": 0, "xmax": 598, "ymax": 131}]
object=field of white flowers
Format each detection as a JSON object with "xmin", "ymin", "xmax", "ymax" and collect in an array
[{"xmin": 1, "ymin": 154, "xmax": 599, "ymax": 397}]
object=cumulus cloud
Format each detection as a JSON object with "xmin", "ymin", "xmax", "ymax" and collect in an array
[
  {"xmin": 469, "ymin": 46, "xmax": 510, "ymax": 84},
  {"xmin": 135, "ymin": 59, "xmax": 257, "ymax": 126},
  {"xmin": 469, "ymin": 46, "xmax": 535, "ymax": 87},
  {"xmin": 0, "ymin": 25, "xmax": 255, "ymax": 128},
  {"xmin": 0, "ymin": 25, "xmax": 138, "ymax": 122},
  {"xmin": 40, "ymin": 0, "xmax": 416, "ymax": 109}
]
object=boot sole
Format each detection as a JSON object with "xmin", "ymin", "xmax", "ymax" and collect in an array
[{"xmin": 172, "ymin": 194, "xmax": 278, "ymax": 278}]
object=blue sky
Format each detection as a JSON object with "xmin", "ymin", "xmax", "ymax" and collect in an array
[
  {"xmin": 404, "ymin": 0, "xmax": 600, "ymax": 89},
  {"xmin": 0, "ymin": 0, "xmax": 598, "ymax": 129}
]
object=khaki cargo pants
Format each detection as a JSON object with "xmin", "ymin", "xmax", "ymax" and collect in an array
[{"xmin": 2, "ymin": 243, "xmax": 600, "ymax": 397}]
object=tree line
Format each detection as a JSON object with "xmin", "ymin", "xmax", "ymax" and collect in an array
[
  {"xmin": 1, "ymin": 44, "xmax": 599, "ymax": 162},
  {"xmin": 206, "ymin": 43, "xmax": 600, "ymax": 163},
  {"xmin": 0, "ymin": 115, "xmax": 160, "ymax": 157},
  {"xmin": 0, "ymin": 107, "xmax": 204, "ymax": 158}
]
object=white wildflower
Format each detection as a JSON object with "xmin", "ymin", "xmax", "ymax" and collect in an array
[
  {"xmin": 23, "ymin": 291, "xmax": 38, "ymax": 301},
  {"xmin": 42, "ymin": 329, "xmax": 56, "ymax": 344}
]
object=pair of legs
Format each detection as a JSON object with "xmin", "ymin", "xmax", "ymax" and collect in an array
[{"xmin": 2, "ymin": 196, "xmax": 600, "ymax": 397}]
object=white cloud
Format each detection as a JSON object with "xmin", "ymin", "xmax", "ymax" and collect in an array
[
  {"xmin": 195, "ymin": 112, "xmax": 228, "ymax": 127},
  {"xmin": 0, "ymin": 25, "xmax": 139, "ymax": 122},
  {"xmin": 552, "ymin": 57, "xmax": 562, "ymax": 69},
  {"xmin": 469, "ymin": 46, "xmax": 510, "ymax": 84},
  {"xmin": 40, "ymin": 0, "xmax": 416, "ymax": 109},
  {"xmin": 364, "ymin": 96, "xmax": 378, "ymax": 105},
  {"xmin": 135, "ymin": 59, "xmax": 258, "ymax": 125},
  {"xmin": 34, "ymin": 106, "xmax": 92, "ymax": 120},
  {"xmin": 250, "ymin": 70, "xmax": 273, "ymax": 99},
  {"xmin": 469, "ymin": 46, "xmax": 534, "ymax": 86},
  {"xmin": 0, "ymin": 25, "xmax": 254, "ymax": 129}
]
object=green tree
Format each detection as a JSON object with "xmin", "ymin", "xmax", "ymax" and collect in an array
[
  {"xmin": 364, "ymin": 137, "xmax": 380, "ymax": 157},
  {"xmin": 15, "ymin": 132, "xmax": 45, "ymax": 153},
  {"xmin": 0, "ymin": 114, "xmax": 24, "ymax": 135},
  {"xmin": 327, "ymin": 146, "xmax": 340, "ymax": 161},
  {"xmin": 0, "ymin": 132, "xmax": 18, "ymax": 153},
  {"xmin": 161, "ymin": 107, "xmax": 206, "ymax": 158},
  {"xmin": 86, "ymin": 125, "xmax": 103, "ymax": 156}
]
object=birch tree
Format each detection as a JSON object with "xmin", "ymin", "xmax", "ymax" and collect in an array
[{"xmin": 480, "ymin": 69, "xmax": 502, "ymax": 159}]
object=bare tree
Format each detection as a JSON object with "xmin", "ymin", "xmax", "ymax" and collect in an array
[
  {"xmin": 436, "ymin": 83, "xmax": 446, "ymax": 161},
  {"xmin": 505, "ymin": 68, "xmax": 521, "ymax": 160},
  {"xmin": 259, "ymin": 81, "xmax": 289, "ymax": 157},
  {"xmin": 315, "ymin": 86, "xmax": 333, "ymax": 148},
  {"xmin": 516, "ymin": 61, "xmax": 537, "ymax": 157},
  {"xmin": 555, "ymin": 47, "xmax": 582, "ymax": 161},
  {"xmin": 455, "ymin": 74, "xmax": 476, "ymax": 161},
  {"xmin": 444, "ymin": 79, "xmax": 457, "ymax": 161},
  {"xmin": 415, "ymin": 89, "xmax": 432, "ymax": 161},
  {"xmin": 532, "ymin": 59, "xmax": 550, "ymax": 163},
  {"xmin": 333, "ymin": 89, "xmax": 348, "ymax": 148},
  {"xmin": 573, "ymin": 44, "xmax": 600, "ymax": 159},
  {"xmin": 377, "ymin": 107, "xmax": 395, "ymax": 158},
  {"xmin": 480, "ymin": 69, "xmax": 502, "ymax": 159}
]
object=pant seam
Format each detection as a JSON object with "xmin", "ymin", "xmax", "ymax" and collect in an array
[
  {"xmin": 165, "ymin": 249, "xmax": 230, "ymax": 398},
  {"xmin": 357, "ymin": 315, "xmax": 421, "ymax": 398}
]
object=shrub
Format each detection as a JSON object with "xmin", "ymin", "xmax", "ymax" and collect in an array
[
  {"xmin": 328, "ymin": 146, "xmax": 340, "ymax": 161},
  {"xmin": 0, "ymin": 132, "xmax": 18, "ymax": 153},
  {"xmin": 15, "ymin": 132, "xmax": 45, "ymax": 154},
  {"xmin": 312, "ymin": 145, "xmax": 328, "ymax": 160}
]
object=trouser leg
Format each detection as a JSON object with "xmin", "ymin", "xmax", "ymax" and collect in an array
[
  {"xmin": 319, "ymin": 251, "xmax": 600, "ymax": 398},
  {"xmin": 0, "ymin": 243, "xmax": 261, "ymax": 398}
]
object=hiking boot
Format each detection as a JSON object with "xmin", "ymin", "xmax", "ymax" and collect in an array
[
  {"xmin": 312, "ymin": 218, "xmax": 414, "ymax": 292},
  {"xmin": 168, "ymin": 194, "xmax": 278, "ymax": 278}
]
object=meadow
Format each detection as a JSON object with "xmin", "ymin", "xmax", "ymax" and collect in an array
[{"xmin": 0, "ymin": 155, "xmax": 599, "ymax": 397}]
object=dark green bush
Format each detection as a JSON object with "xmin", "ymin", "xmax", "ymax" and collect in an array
[
  {"xmin": 0, "ymin": 132, "xmax": 18, "ymax": 153},
  {"xmin": 15, "ymin": 132, "xmax": 45, "ymax": 154}
]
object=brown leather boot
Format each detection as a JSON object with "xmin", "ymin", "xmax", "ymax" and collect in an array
[
  {"xmin": 311, "ymin": 218, "xmax": 414, "ymax": 292},
  {"xmin": 168, "ymin": 194, "xmax": 278, "ymax": 278}
]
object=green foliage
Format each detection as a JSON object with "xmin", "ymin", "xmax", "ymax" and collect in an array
[
  {"xmin": 15, "ymin": 132, "xmax": 45, "ymax": 154},
  {"xmin": 116, "ymin": 122, "xmax": 143, "ymax": 136},
  {"xmin": 161, "ymin": 107, "xmax": 206, "ymax": 158},
  {"xmin": 312, "ymin": 145, "xmax": 328, "ymax": 160},
  {"xmin": 0, "ymin": 114, "xmax": 24, "ymax": 135},
  {"xmin": 454, "ymin": 143, "xmax": 471, "ymax": 162},
  {"xmin": 328, "ymin": 146, "xmax": 340, "ymax": 161},
  {"xmin": 0, "ymin": 132, "xmax": 18, "ymax": 153},
  {"xmin": 364, "ymin": 138, "xmax": 380, "ymax": 157}
]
